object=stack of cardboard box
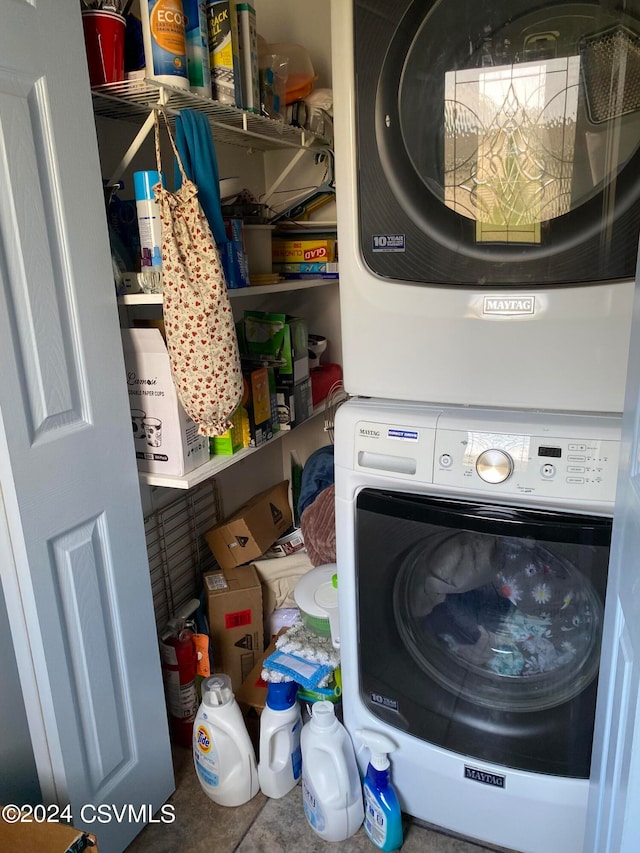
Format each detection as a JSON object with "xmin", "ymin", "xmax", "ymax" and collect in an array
[
  {"xmin": 275, "ymin": 316, "xmax": 313, "ymax": 430},
  {"xmin": 203, "ymin": 481, "xmax": 293, "ymax": 692}
]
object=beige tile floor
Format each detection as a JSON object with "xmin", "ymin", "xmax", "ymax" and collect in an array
[{"xmin": 125, "ymin": 744, "xmax": 516, "ymax": 853}]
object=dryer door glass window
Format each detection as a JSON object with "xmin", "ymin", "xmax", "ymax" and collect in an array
[
  {"xmin": 355, "ymin": 489, "xmax": 612, "ymax": 777},
  {"xmin": 355, "ymin": 0, "xmax": 640, "ymax": 284}
]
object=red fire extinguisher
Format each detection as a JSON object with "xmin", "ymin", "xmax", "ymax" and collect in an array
[{"xmin": 159, "ymin": 626, "xmax": 199, "ymax": 748}]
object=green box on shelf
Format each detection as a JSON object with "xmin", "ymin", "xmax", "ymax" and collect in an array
[{"xmin": 277, "ymin": 316, "xmax": 310, "ymax": 386}]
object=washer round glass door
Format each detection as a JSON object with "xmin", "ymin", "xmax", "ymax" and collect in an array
[
  {"xmin": 355, "ymin": 0, "xmax": 640, "ymax": 284},
  {"xmin": 354, "ymin": 489, "xmax": 611, "ymax": 777},
  {"xmin": 394, "ymin": 533, "xmax": 602, "ymax": 712}
]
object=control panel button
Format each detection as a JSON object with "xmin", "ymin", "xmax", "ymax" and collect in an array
[
  {"xmin": 541, "ymin": 464, "xmax": 556, "ymax": 479},
  {"xmin": 439, "ymin": 453, "xmax": 453, "ymax": 468},
  {"xmin": 476, "ymin": 449, "xmax": 513, "ymax": 484}
]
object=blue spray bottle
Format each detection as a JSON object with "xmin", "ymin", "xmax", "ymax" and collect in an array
[{"xmin": 357, "ymin": 729, "xmax": 403, "ymax": 852}]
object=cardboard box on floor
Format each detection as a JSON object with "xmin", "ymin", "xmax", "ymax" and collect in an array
[
  {"xmin": 235, "ymin": 634, "xmax": 280, "ymax": 751},
  {"xmin": 205, "ymin": 480, "xmax": 292, "ymax": 570},
  {"xmin": 0, "ymin": 818, "xmax": 99, "ymax": 852},
  {"xmin": 203, "ymin": 565, "xmax": 264, "ymax": 692},
  {"xmin": 236, "ymin": 635, "xmax": 279, "ymax": 715}
]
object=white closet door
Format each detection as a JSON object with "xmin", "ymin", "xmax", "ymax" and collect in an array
[{"xmin": 0, "ymin": 2, "xmax": 174, "ymax": 851}]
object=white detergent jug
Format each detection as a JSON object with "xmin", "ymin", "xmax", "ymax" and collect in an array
[
  {"xmin": 300, "ymin": 700, "xmax": 364, "ymax": 841},
  {"xmin": 258, "ymin": 681, "xmax": 303, "ymax": 798},
  {"xmin": 193, "ymin": 673, "xmax": 259, "ymax": 807}
]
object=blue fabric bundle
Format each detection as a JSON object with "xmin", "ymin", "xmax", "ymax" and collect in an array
[
  {"xmin": 298, "ymin": 445, "xmax": 335, "ymax": 517},
  {"xmin": 174, "ymin": 109, "xmax": 228, "ymax": 250}
]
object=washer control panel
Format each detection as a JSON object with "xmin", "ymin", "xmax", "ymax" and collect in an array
[
  {"xmin": 433, "ymin": 426, "xmax": 620, "ymax": 503},
  {"xmin": 348, "ymin": 403, "xmax": 621, "ymax": 508}
]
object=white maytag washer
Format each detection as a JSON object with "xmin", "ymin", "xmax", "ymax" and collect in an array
[{"xmin": 335, "ymin": 397, "xmax": 620, "ymax": 853}]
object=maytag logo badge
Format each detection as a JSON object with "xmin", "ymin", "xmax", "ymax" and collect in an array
[
  {"xmin": 359, "ymin": 427, "xmax": 381, "ymax": 438},
  {"xmin": 464, "ymin": 766, "xmax": 506, "ymax": 788},
  {"xmin": 483, "ymin": 296, "xmax": 535, "ymax": 316}
]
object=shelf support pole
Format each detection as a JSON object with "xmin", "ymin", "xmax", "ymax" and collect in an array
[
  {"xmin": 262, "ymin": 147, "xmax": 308, "ymax": 208},
  {"xmin": 107, "ymin": 87, "xmax": 173, "ymax": 187},
  {"xmin": 109, "ymin": 110, "xmax": 157, "ymax": 187}
]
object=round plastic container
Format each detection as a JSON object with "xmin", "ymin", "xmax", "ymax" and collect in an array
[
  {"xmin": 294, "ymin": 564, "xmax": 339, "ymax": 647},
  {"xmin": 267, "ymin": 43, "xmax": 317, "ymax": 104}
]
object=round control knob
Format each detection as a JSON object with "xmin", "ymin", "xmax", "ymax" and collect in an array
[{"xmin": 476, "ymin": 449, "xmax": 513, "ymax": 484}]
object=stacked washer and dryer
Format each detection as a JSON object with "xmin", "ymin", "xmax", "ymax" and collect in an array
[{"xmin": 329, "ymin": 1, "xmax": 640, "ymax": 851}]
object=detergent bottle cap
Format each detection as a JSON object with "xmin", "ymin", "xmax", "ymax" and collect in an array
[
  {"xmin": 266, "ymin": 680, "xmax": 298, "ymax": 710},
  {"xmin": 310, "ymin": 699, "xmax": 337, "ymax": 730},
  {"xmin": 357, "ymin": 728, "xmax": 397, "ymax": 771},
  {"xmin": 201, "ymin": 673, "xmax": 233, "ymax": 707}
]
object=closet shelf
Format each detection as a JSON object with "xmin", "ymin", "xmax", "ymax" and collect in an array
[
  {"xmin": 91, "ymin": 79, "xmax": 328, "ymax": 152},
  {"xmin": 141, "ymin": 406, "xmax": 325, "ymax": 489},
  {"xmin": 118, "ymin": 277, "xmax": 338, "ymax": 305}
]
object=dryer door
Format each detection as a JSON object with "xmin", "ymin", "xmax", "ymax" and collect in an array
[
  {"xmin": 355, "ymin": 0, "xmax": 640, "ymax": 284},
  {"xmin": 355, "ymin": 488, "xmax": 611, "ymax": 777}
]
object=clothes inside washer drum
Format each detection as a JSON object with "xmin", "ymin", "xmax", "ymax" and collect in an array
[{"xmin": 394, "ymin": 534, "xmax": 603, "ymax": 712}]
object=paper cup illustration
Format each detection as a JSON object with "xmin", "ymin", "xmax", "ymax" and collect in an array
[
  {"xmin": 131, "ymin": 409, "xmax": 146, "ymax": 440},
  {"xmin": 143, "ymin": 417, "xmax": 162, "ymax": 447}
]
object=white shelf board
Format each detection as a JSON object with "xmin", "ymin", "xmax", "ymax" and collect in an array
[
  {"xmin": 230, "ymin": 278, "xmax": 338, "ymax": 296},
  {"xmin": 118, "ymin": 278, "xmax": 338, "ymax": 305},
  {"xmin": 139, "ymin": 406, "xmax": 325, "ymax": 489}
]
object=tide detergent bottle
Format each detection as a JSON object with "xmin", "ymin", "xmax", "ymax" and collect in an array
[
  {"xmin": 357, "ymin": 729, "xmax": 403, "ymax": 851},
  {"xmin": 300, "ymin": 700, "xmax": 364, "ymax": 841},
  {"xmin": 193, "ymin": 673, "xmax": 259, "ymax": 807}
]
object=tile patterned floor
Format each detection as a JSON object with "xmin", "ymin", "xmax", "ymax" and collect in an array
[{"xmin": 125, "ymin": 745, "xmax": 515, "ymax": 853}]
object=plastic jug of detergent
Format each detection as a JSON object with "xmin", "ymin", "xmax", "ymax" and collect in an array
[
  {"xmin": 193, "ymin": 674, "xmax": 259, "ymax": 807},
  {"xmin": 300, "ymin": 700, "xmax": 364, "ymax": 841},
  {"xmin": 258, "ymin": 681, "xmax": 303, "ymax": 798}
]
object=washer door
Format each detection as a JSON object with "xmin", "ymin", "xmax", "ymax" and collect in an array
[
  {"xmin": 394, "ymin": 534, "xmax": 601, "ymax": 712},
  {"xmin": 355, "ymin": 0, "xmax": 640, "ymax": 284},
  {"xmin": 355, "ymin": 489, "xmax": 611, "ymax": 777}
]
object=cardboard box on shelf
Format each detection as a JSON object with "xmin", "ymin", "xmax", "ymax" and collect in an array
[
  {"xmin": 203, "ymin": 564, "xmax": 264, "ymax": 692},
  {"xmin": 205, "ymin": 480, "xmax": 293, "ymax": 570},
  {"xmin": 273, "ymin": 262, "xmax": 339, "ymax": 279},
  {"xmin": 211, "ymin": 405, "xmax": 249, "ymax": 456},
  {"xmin": 276, "ymin": 317, "xmax": 309, "ymax": 387},
  {"xmin": 276, "ymin": 377, "xmax": 313, "ymax": 430},
  {"xmin": 121, "ymin": 328, "xmax": 210, "ymax": 476},
  {"xmin": 272, "ymin": 238, "xmax": 337, "ymax": 264},
  {"xmin": 243, "ymin": 366, "xmax": 275, "ymax": 447},
  {"xmin": 222, "ymin": 217, "xmax": 250, "ymax": 289}
]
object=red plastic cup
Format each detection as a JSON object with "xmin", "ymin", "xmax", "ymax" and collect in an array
[{"xmin": 81, "ymin": 9, "xmax": 126, "ymax": 88}]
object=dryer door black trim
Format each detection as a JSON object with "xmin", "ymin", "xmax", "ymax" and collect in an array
[{"xmin": 355, "ymin": 0, "xmax": 640, "ymax": 285}]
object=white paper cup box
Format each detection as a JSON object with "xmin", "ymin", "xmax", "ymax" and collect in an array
[{"xmin": 121, "ymin": 328, "xmax": 210, "ymax": 477}]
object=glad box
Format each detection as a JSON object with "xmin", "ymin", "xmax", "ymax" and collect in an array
[
  {"xmin": 121, "ymin": 328, "xmax": 210, "ymax": 476},
  {"xmin": 271, "ymin": 238, "xmax": 337, "ymax": 264}
]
